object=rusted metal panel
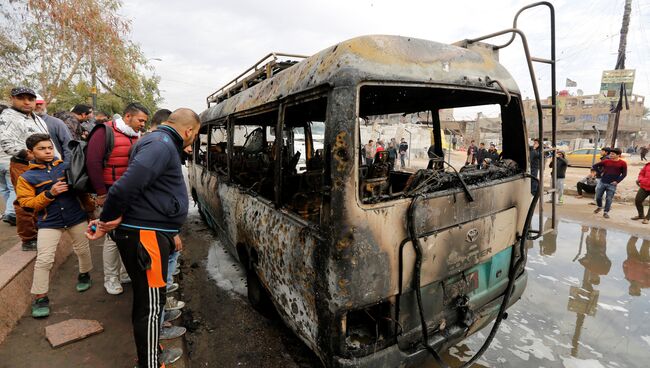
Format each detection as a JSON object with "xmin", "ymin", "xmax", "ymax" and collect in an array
[
  {"xmin": 199, "ymin": 35, "xmax": 520, "ymax": 125},
  {"xmin": 197, "ymin": 175, "xmax": 323, "ymax": 353}
]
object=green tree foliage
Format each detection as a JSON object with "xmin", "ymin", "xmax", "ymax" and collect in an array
[{"xmin": 0, "ymin": 0, "xmax": 160, "ymax": 111}]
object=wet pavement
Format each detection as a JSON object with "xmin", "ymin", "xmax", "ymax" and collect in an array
[
  {"xmin": 200, "ymin": 213, "xmax": 649, "ymax": 368},
  {"xmin": 437, "ymin": 217, "xmax": 650, "ymax": 368}
]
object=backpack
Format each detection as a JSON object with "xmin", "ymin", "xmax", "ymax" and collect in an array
[{"xmin": 65, "ymin": 122, "xmax": 115, "ymax": 193}]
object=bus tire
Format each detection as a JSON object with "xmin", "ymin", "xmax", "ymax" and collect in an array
[
  {"xmin": 247, "ymin": 269, "xmax": 275, "ymax": 317},
  {"xmin": 196, "ymin": 200, "xmax": 208, "ymax": 224}
]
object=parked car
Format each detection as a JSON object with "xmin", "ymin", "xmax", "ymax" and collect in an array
[{"xmin": 565, "ymin": 148, "xmax": 628, "ymax": 167}]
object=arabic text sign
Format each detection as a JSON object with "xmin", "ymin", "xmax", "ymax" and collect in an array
[{"xmin": 599, "ymin": 69, "xmax": 635, "ymax": 102}]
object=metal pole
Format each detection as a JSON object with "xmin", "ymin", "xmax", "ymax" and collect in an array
[
  {"xmin": 91, "ymin": 58, "xmax": 97, "ymax": 111},
  {"xmin": 591, "ymin": 125, "xmax": 600, "ymax": 166},
  {"xmin": 405, "ymin": 128, "xmax": 412, "ymax": 168},
  {"xmin": 605, "ymin": 0, "xmax": 632, "ymax": 147},
  {"xmin": 445, "ymin": 129, "xmax": 452, "ymax": 166}
]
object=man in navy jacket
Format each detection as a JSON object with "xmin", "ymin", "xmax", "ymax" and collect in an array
[{"xmin": 87, "ymin": 108, "xmax": 200, "ymax": 368}]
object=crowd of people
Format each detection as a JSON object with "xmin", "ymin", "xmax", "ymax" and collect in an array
[
  {"xmin": 0, "ymin": 86, "xmax": 200, "ymax": 367},
  {"xmin": 530, "ymin": 140, "xmax": 650, "ymax": 223}
]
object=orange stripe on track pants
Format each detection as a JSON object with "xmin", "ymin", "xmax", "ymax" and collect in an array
[{"xmin": 139, "ymin": 230, "xmax": 166, "ymax": 288}]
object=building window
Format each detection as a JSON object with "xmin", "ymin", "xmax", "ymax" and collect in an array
[
  {"xmin": 580, "ymin": 114, "xmax": 592, "ymax": 121},
  {"xmin": 564, "ymin": 115, "xmax": 576, "ymax": 123},
  {"xmin": 597, "ymin": 114, "xmax": 609, "ymax": 122}
]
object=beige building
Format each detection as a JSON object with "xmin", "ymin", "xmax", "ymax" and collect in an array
[{"xmin": 522, "ymin": 93, "xmax": 647, "ymax": 147}]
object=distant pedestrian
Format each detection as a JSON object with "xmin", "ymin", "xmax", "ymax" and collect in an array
[
  {"xmin": 398, "ymin": 138, "xmax": 408, "ymax": 168},
  {"xmin": 486, "ymin": 143, "xmax": 500, "ymax": 165},
  {"xmin": 631, "ymin": 161, "xmax": 650, "ymax": 224},
  {"xmin": 451, "ymin": 134, "xmax": 457, "ymax": 150},
  {"xmin": 34, "ymin": 96, "xmax": 72, "ymax": 160},
  {"xmin": 16, "ymin": 133, "xmax": 95, "ymax": 318},
  {"xmin": 549, "ymin": 151, "xmax": 568, "ymax": 204},
  {"xmin": 640, "ymin": 145, "xmax": 648, "ymax": 161},
  {"xmin": 364, "ymin": 140, "xmax": 376, "ymax": 165},
  {"xmin": 530, "ymin": 139, "xmax": 542, "ymax": 195},
  {"xmin": 86, "ymin": 108, "xmax": 201, "ymax": 368},
  {"xmin": 576, "ymin": 169, "xmax": 597, "ymax": 198},
  {"xmin": 376, "ymin": 140, "xmax": 385, "ymax": 153},
  {"xmin": 476, "ymin": 142, "xmax": 487, "ymax": 167},
  {"xmin": 465, "ymin": 140, "xmax": 477, "ymax": 165},
  {"xmin": 386, "ymin": 141, "xmax": 398, "ymax": 170},
  {"xmin": 592, "ymin": 148, "xmax": 627, "ymax": 219},
  {"xmin": 60, "ymin": 104, "xmax": 93, "ymax": 140},
  {"xmin": 426, "ymin": 143, "xmax": 443, "ymax": 170},
  {"xmin": 0, "ymin": 87, "xmax": 61, "ymax": 251}
]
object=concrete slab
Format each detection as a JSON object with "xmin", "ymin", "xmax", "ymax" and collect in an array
[
  {"xmin": 45, "ymin": 319, "xmax": 104, "ymax": 348},
  {"xmin": 0, "ymin": 233, "xmax": 73, "ymax": 344}
]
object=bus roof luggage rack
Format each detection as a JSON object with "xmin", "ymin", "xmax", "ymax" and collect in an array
[{"xmin": 206, "ymin": 52, "xmax": 308, "ymax": 107}]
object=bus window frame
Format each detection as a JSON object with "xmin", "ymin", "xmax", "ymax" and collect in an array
[
  {"xmin": 207, "ymin": 120, "xmax": 228, "ymax": 177},
  {"xmin": 354, "ymin": 81, "xmax": 526, "ymax": 210},
  {"xmin": 279, "ymin": 92, "xmax": 329, "ymax": 225},
  {"xmin": 194, "ymin": 124, "xmax": 209, "ymax": 167}
]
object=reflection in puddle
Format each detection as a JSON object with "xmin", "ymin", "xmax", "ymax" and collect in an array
[{"xmin": 435, "ymin": 219, "xmax": 650, "ymax": 368}]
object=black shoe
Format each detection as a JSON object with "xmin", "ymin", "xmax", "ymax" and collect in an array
[
  {"xmin": 2, "ymin": 214, "xmax": 16, "ymax": 226},
  {"xmin": 22, "ymin": 240, "xmax": 37, "ymax": 251},
  {"xmin": 593, "ymin": 207, "xmax": 602, "ymax": 214},
  {"xmin": 76, "ymin": 272, "xmax": 92, "ymax": 292}
]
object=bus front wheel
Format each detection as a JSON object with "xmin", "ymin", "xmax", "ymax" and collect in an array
[{"xmin": 247, "ymin": 269, "xmax": 276, "ymax": 317}]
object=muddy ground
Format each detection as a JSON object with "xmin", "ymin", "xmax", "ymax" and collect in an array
[{"xmin": 178, "ymin": 211, "xmax": 321, "ymax": 367}]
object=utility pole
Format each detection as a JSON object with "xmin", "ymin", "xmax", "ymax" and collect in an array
[
  {"xmin": 91, "ymin": 56, "xmax": 97, "ymax": 111},
  {"xmin": 604, "ymin": 0, "xmax": 632, "ymax": 148}
]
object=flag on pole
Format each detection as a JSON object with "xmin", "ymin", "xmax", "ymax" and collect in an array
[{"xmin": 566, "ymin": 78, "xmax": 577, "ymax": 87}]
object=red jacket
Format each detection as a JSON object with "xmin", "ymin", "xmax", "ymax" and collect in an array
[
  {"xmin": 86, "ymin": 121, "xmax": 139, "ymax": 195},
  {"xmin": 638, "ymin": 163, "xmax": 650, "ymax": 191},
  {"xmin": 103, "ymin": 122, "xmax": 138, "ymax": 185}
]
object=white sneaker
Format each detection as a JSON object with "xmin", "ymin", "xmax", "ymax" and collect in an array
[
  {"xmin": 165, "ymin": 296, "xmax": 185, "ymax": 311},
  {"xmin": 166, "ymin": 283, "xmax": 179, "ymax": 293},
  {"xmin": 104, "ymin": 277, "xmax": 123, "ymax": 295},
  {"xmin": 119, "ymin": 274, "xmax": 131, "ymax": 284}
]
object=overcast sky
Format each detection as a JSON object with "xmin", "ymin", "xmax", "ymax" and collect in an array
[{"xmin": 121, "ymin": 0, "xmax": 650, "ymax": 116}]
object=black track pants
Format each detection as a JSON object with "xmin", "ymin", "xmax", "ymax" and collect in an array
[{"xmin": 114, "ymin": 227, "xmax": 173, "ymax": 368}]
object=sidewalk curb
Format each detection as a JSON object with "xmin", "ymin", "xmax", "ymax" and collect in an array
[
  {"xmin": 0, "ymin": 234, "xmax": 73, "ymax": 344},
  {"xmin": 544, "ymin": 186, "xmax": 649, "ymax": 203}
]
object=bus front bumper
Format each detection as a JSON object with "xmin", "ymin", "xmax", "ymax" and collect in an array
[{"xmin": 332, "ymin": 271, "xmax": 528, "ymax": 368}]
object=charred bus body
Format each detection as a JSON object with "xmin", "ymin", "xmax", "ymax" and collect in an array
[{"xmin": 191, "ymin": 16, "xmax": 554, "ymax": 365}]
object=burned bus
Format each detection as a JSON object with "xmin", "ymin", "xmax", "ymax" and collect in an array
[{"xmin": 190, "ymin": 5, "xmax": 556, "ymax": 366}]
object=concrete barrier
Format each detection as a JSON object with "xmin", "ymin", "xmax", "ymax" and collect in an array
[{"xmin": 0, "ymin": 234, "xmax": 73, "ymax": 344}]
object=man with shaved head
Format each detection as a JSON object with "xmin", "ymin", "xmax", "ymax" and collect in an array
[{"xmin": 87, "ymin": 107, "xmax": 200, "ymax": 368}]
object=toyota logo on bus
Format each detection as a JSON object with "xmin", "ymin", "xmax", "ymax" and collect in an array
[{"xmin": 466, "ymin": 228, "xmax": 479, "ymax": 243}]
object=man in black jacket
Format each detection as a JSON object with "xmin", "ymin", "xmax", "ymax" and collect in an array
[
  {"xmin": 549, "ymin": 151, "xmax": 568, "ymax": 204},
  {"xmin": 87, "ymin": 108, "xmax": 200, "ymax": 368}
]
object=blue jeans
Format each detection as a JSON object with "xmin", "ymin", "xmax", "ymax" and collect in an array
[
  {"xmin": 593, "ymin": 178, "xmax": 601, "ymax": 201},
  {"xmin": 0, "ymin": 162, "xmax": 16, "ymax": 217},
  {"xmin": 167, "ymin": 250, "xmax": 180, "ymax": 286},
  {"xmin": 160, "ymin": 250, "xmax": 180, "ymax": 330},
  {"xmin": 595, "ymin": 182, "xmax": 617, "ymax": 212}
]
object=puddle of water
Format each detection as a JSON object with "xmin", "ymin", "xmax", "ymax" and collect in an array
[
  {"xmin": 206, "ymin": 239, "xmax": 247, "ymax": 296},
  {"xmin": 188, "ymin": 207, "xmax": 248, "ymax": 296},
  {"xmin": 440, "ymin": 217, "xmax": 650, "ymax": 368},
  {"xmin": 194, "ymin": 201, "xmax": 649, "ymax": 367}
]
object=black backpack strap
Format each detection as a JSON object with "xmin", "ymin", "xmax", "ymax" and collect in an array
[{"xmin": 104, "ymin": 121, "xmax": 115, "ymax": 165}]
